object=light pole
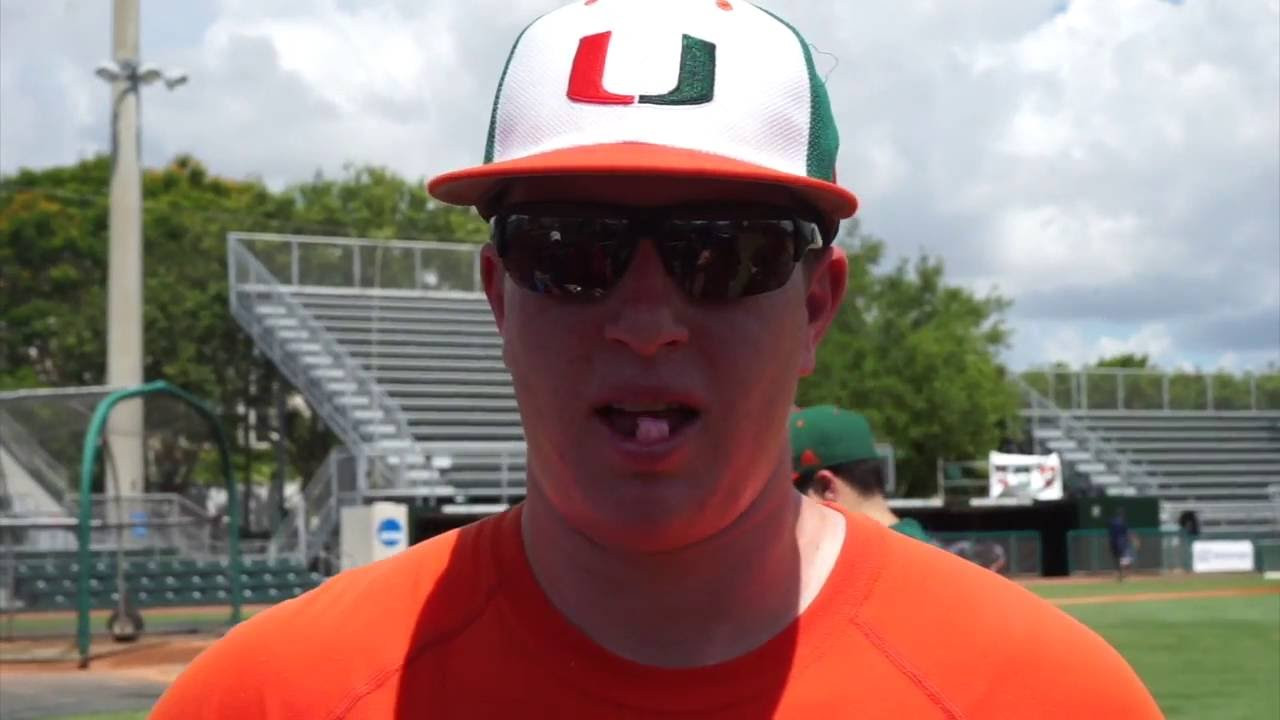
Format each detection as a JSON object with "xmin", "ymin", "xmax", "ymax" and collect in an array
[{"xmin": 93, "ymin": 0, "xmax": 186, "ymax": 505}]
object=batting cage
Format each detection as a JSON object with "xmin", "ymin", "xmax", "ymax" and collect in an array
[{"xmin": 0, "ymin": 382, "xmax": 256, "ymax": 666}]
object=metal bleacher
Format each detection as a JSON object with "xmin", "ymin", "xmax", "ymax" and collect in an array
[
  {"xmin": 228, "ymin": 232, "xmax": 526, "ymax": 564},
  {"xmin": 1021, "ymin": 369, "xmax": 1280, "ymax": 535}
]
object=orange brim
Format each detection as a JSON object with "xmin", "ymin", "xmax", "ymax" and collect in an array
[{"xmin": 427, "ymin": 142, "xmax": 858, "ymax": 220}]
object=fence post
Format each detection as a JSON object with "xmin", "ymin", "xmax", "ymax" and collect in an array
[
  {"xmin": 353, "ymin": 246, "xmax": 362, "ymax": 288},
  {"xmin": 473, "ymin": 249, "xmax": 483, "ymax": 292},
  {"xmin": 1117, "ymin": 372, "xmax": 1124, "ymax": 410},
  {"xmin": 1081, "ymin": 371, "xmax": 1089, "ymax": 411},
  {"xmin": 1250, "ymin": 374, "xmax": 1258, "ymax": 411},
  {"xmin": 291, "ymin": 239, "xmax": 299, "ymax": 286},
  {"xmin": 414, "ymin": 248, "xmax": 423, "ymax": 291},
  {"xmin": 1206, "ymin": 374, "xmax": 1214, "ymax": 411},
  {"xmin": 1162, "ymin": 374, "xmax": 1170, "ymax": 411}
]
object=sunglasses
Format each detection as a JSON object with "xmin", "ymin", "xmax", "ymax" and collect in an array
[{"xmin": 491, "ymin": 203, "xmax": 832, "ymax": 303}]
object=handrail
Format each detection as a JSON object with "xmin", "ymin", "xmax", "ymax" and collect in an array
[
  {"xmin": 230, "ymin": 230, "xmax": 485, "ymax": 254},
  {"xmin": 228, "ymin": 231, "xmax": 483, "ymax": 293},
  {"xmin": 1015, "ymin": 375, "xmax": 1161, "ymax": 492},
  {"xmin": 1020, "ymin": 367, "xmax": 1279, "ymax": 412},
  {"xmin": 228, "ymin": 236, "xmax": 418, "ymax": 471}
]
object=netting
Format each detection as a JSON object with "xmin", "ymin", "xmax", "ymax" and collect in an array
[{"xmin": 0, "ymin": 386, "xmax": 261, "ymax": 658}]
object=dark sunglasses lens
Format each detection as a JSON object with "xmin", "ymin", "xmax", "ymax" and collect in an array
[
  {"xmin": 661, "ymin": 219, "xmax": 802, "ymax": 301},
  {"xmin": 500, "ymin": 215, "xmax": 633, "ymax": 301}
]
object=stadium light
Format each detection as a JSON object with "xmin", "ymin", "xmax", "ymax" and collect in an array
[{"xmin": 93, "ymin": 60, "xmax": 189, "ymax": 93}]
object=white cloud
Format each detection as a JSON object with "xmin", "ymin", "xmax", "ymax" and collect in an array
[{"xmin": 1, "ymin": 0, "xmax": 1277, "ymax": 370}]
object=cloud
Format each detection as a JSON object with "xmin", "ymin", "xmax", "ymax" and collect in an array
[{"xmin": 1, "ymin": 0, "xmax": 1277, "ymax": 370}]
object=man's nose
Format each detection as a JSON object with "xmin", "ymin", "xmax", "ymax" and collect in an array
[{"xmin": 602, "ymin": 239, "xmax": 690, "ymax": 356}]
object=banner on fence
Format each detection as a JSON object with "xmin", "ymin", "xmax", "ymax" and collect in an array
[
  {"xmin": 1191, "ymin": 540, "xmax": 1255, "ymax": 573},
  {"xmin": 989, "ymin": 451, "xmax": 1063, "ymax": 501}
]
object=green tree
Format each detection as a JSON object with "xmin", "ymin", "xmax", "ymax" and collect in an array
[
  {"xmin": 1, "ymin": 155, "xmax": 490, "ymax": 526},
  {"xmin": 1095, "ymin": 353, "xmax": 1151, "ymax": 369},
  {"xmin": 796, "ymin": 222, "xmax": 1020, "ymax": 496}
]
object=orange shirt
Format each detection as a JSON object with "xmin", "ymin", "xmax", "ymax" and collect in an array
[{"xmin": 151, "ymin": 506, "xmax": 1161, "ymax": 718}]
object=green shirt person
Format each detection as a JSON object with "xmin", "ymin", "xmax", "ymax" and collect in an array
[{"xmin": 790, "ymin": 405, "xmax": 933, "ymax": 543}]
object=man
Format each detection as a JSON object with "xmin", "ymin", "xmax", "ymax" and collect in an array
[
  {"xmin": 153, "ymin": 1, "xmax": 1160, "ymax": 717},
  {"xmin": 790, "ymin": 404, "xmax": 932, "ymax": 543},
  {"xmin": 1109, "ymin": 508, "xmax": 1138, "ymax": 582}
]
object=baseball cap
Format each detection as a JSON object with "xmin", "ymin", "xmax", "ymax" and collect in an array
[
  {"xmin": 790, "ymin": 405, "xmax": 880, "ymax": 477},
  {"xmin": 427, "ymin": 0, "xmax": 858, "ymax": 223}
]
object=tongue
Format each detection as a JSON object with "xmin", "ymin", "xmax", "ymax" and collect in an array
[{"xmin": 635, "ymin": 416, "xmax": 671, "ymax": 443}]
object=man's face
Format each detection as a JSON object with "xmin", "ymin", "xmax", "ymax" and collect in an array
[{"xmin": 481, "ymin": 177, "xmax": 847, "ymax": 552}]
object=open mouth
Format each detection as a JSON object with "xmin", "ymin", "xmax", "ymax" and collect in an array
[{"xmin": 594, "ymin": 403, "xmax": 701, "ymax": 444}]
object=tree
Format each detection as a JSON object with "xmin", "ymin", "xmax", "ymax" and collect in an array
[
  {"xmin": 796, "ymin": 222, "xmax": 1020, "ymax": 496},
  {"xmin": 1095, "ymin": 353, "xmax": 1151, "ymax": 369},
  {"xmin": 1, "ymin": 155, "xmax": 490, "ymax": 526}
]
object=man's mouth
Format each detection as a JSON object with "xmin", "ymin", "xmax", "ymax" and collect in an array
[{"xmin": 594, "ymin": 403, "xmax": 701, "ymax": 444}]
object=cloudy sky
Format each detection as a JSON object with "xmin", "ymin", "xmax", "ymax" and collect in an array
[{"xmin": 2, "ymin": 0, "xmax": 1277, "ymax": 371}]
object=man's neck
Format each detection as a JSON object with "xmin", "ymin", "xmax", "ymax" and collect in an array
[
  {"xmin": 858, "ymin": 496, "xmax": 901, "ymax": 528},
  {"xmin": 520, "ymin": 470, "xmax": 845, "ymax": 668}
]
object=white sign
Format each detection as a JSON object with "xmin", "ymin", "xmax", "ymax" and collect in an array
[
  {"xmin": 1191, "ymin": 540, "xmax": 1255, "ymax": 573},
  {"xmin": 988, "ymin": 452, "xmax": 1063, "ymax": 501}
]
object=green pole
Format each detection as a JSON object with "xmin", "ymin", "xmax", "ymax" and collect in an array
[{"xmin": 76, "ymin": 381, "xmax": 242, "ymax": 668}]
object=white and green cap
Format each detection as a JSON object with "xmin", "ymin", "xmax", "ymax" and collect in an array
[{"xmin": 428, "ymin": 0, "xmax": 858, "ymax": 221}]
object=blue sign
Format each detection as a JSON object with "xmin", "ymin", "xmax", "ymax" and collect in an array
[{"xmin": 376, "ymin": 517, "xmax": 405, "ymax": 548}]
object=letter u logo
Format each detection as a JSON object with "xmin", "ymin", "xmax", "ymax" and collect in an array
[{"xmin": 567, "ymin": 31, "xmax": 716, "ymax": 106}]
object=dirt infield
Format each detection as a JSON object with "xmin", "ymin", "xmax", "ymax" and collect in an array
[{"xmin": 1050, "ymin": 585, "xmax": 1280, "ymax": 606}]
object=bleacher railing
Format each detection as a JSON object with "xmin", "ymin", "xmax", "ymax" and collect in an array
[
  {"xmin": 271, "ymin": 448, "xmax": 359, "ymax": 568},
  {"xmin": 229, "ymin": 234, "xmax": 411, "ymax": 455},
  {"xmin": 1016, "ymin": 375, "xmax": 1160, "ymax": 493},
  {"xmin": 230, "ymin": 231, "xmax": 483, "ymax": 292},
  {"xmin": 1021, "ymin": 368, "xmax": 1280, "ymax": 412}
]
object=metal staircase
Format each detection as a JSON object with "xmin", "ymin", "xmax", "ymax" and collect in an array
[
  {"xmin": 1017, "ymin": 375, "xmax": 1160, "ymax": 497},
  {"xmin": 228, "ymin": 233, "xmax": 529, "ymax": 563}
]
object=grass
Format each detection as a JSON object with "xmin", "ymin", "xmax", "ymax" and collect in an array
[{"xmin": 1027, "ymin": 575, "xmax": 1280, "ymax": 720}]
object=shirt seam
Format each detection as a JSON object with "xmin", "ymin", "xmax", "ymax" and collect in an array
[
  {"xmin": 319, "ymin": 553, "xmax": 508, "ymax": 719},
  {"xmin": 851, "ymin": 618, "xmax": 967, "ymax": 720}
]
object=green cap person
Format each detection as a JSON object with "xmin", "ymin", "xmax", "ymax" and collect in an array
[{"xmin": 790, "ymin": 405, "xmax": 932, "ymax": 543}]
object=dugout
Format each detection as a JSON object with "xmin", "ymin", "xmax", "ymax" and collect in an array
[{"xmin": 899, "ymin": 496, "xmax": 1159, "ymax": 576}]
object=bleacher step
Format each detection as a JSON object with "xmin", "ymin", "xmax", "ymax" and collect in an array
[
  {"xmin": 308, "ymin": 368, "xmax": 346, "ymax": 379},
  {"xmin": 334, "ymin": 395, "xmax": 371, "ymax": 407}
]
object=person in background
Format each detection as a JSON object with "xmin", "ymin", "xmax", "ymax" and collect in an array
[
  {"xmin": 790, "ymin": 405, "xmax": 932, "ymax": 543},
  {"xmin": 1108, "ymin": 508, "xmax": 1138, "ymax": 581}
]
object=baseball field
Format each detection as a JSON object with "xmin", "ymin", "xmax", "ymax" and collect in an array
[{"xmin": 1, "ymin": 572, "xmax": 1276, "ymax": 719}]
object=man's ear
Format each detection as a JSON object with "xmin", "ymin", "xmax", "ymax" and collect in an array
[
  {"xmin": 800, "ymin": 247, "xmax": 849, "ymax": 375},
  {"xmin": 481, "ymin": 243, "xmax": 507, "ymax": 333},
  {"xmin": 812, "ymin": 469, "xmax": 843, "ymax": 503}
]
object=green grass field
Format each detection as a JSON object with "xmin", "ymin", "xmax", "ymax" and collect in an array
[{"xmin": 1028, "ymin": 574, "xmax": 1280, "ymax": 720}]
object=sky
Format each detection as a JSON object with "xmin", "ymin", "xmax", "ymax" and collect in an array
[{"xmin": 1, "ymin": 0, "xmax": 1277, "ymax": 372}]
